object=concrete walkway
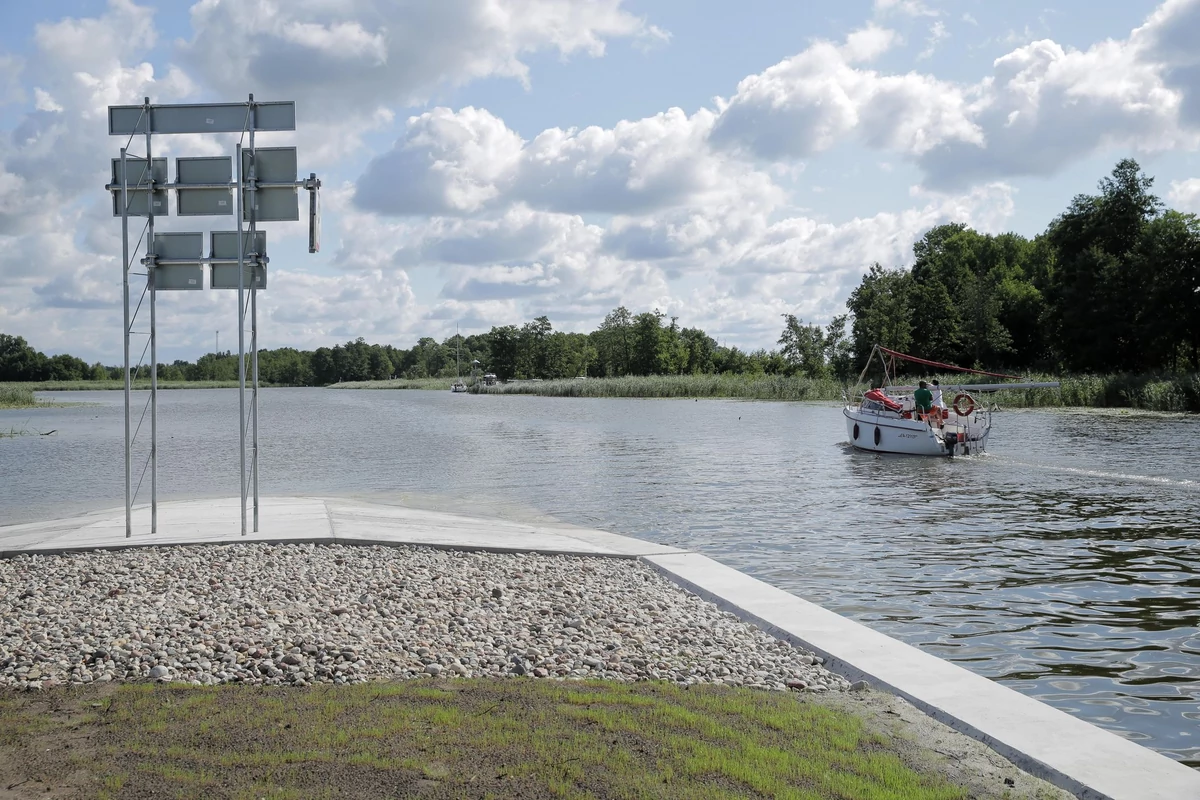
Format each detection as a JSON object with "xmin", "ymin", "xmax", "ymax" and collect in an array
[{"xmin": 2, "ymin": 496, "xmax": 1197, "ymax": 800}]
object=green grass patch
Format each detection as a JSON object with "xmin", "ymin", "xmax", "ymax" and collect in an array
[
  {"xmin": 0, "ymin": 680, "xmax": 994, "ymax": 800},
  {"xmin": 476, "ymin": 374, "xmax": 847, "ymax": 400}
]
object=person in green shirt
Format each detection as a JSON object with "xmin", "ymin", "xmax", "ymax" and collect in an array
[{"xmin": 913, "ymin": 380, "xmax": 933, "ymax": 418}]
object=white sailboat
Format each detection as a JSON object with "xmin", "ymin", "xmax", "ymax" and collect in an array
[
  {"xmin": 450, "ymin": 325, "xmax": 467, "ymax": 393},
  {"xmin": 844, "ymin": 345, "xmax": 1058, "ymax": 457}
]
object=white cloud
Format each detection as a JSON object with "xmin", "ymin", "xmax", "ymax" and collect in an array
[
  {"xmin": 1168, "ymin": 177, "xmax": 1200, "ymax": 211},
  {"xmin": 917, "ymin": 36, "xmax": 1193, "ymax": 187},
  {"xmin": 355, "ymin": 107, "xmax": 524, "ymax": 215},
  {"xmin": 264, "ymin": 268, "xmax": 418, "ymax": 343},
  {"xmin": 843, "ymin": 24, "xmax": 900, "ymax": 63},
  {"xmin": 709, "ymin": 36, "xmax": 981, "ymax": 162},
  {"xmin": 709, "ymin": 8, "xmax": 1200, "ymax": 189},
  {"xmin": 0, "ymin": 2, "xmax": 193, "ymax": 242},
  {"xmin": 33, "ymin": 0, "xmax": 157, "ymax": 76},
  {"xmin": 918, "ymin": 20, "xmax": 948, "ymax": 60},
  {"xmin": 179, "ymin": 0, "xmax": 656, "ymax": 120},
  {"xmin": 1133, "ymin": 0, "xmax": 1200, "ymax": 125},
  {"xmin": 355, "ymin": 105, "xmax": 784, "ymax": 218},
  {"xmin": 874, "ymin": 0, "xmax": 938, "ymax": 18}
]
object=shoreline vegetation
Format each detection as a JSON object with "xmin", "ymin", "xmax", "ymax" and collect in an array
[
  {"xmin": 332, "ymin": 373, "xmax": 1200, "ymax": 413},
  {"xmin": 0, "ymin": 386, "xmax": 36, "ymax": 409},
  {"xmin": 6, "ymin": 374, "xmax": 1198, "ymax": 412},
  {"xmin": 2, "ymin": 379, "xmax": 252, "ymax": 392}
]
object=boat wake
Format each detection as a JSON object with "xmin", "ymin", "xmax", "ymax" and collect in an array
[{"xmin": 990, "ymin": 456, "xmax": 1199, "ymax": 491}]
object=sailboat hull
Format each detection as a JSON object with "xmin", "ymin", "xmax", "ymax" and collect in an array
[{"xmin": 843, "ymin": 406, "xmax": 989, "ymax": 456}]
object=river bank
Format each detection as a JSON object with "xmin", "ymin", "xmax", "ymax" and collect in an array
[
  {"xmin": 332, "ymin": 372, "xmax": 1200, "ymax": 412},
  {"xmin": 9, "ymin": 371, "xmax": 1197, "ymax": 412}
]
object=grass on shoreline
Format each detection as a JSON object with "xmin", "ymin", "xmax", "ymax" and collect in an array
[
  {"xmin": 476, "ymin": 374, "xmax": 845, "ymax": 401},
  {"xmin": 8, "ymin": 371, "xmax": 1199, "ymax": 411},
  {"xmin": 0, "ymin": 679, "xmax": 1036, "ymax": 800},
  {"xmin": 0, "ymin": 379, "xmax": 255, "ymax": 392},
  {"xmin": 332, "ymin": 377, "xmax": 454, "ymax": 390},
  {"xmin": 338, "ymin": 372, "xmax": 1200, "ymax": 412},
  {"xmin": 0, "ymin": 386, "xmax": 37, "ymax": 409}
]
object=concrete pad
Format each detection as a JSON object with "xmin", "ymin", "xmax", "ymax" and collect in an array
[
  {"xmin": 644, "ymin": 551, "xmax": 1200, "ymax": 800},
  {"xmin": 0, "ymin": 497, "xmax": 332, "ymax": 554},
  {"xmin": 0, "ymin": 496, "xmax": 684, "ymax": 559},
  {"xmin": 324, "ymin": 498, "xmax": 685, "ymax": 557}
]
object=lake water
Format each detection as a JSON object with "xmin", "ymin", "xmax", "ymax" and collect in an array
[{"xmin": 3, "ymin": 388, "xmax": 1199, "ymax": 766}]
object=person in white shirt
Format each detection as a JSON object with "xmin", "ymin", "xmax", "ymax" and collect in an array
[{"xmin": 930, "ymin": 379, "xmax": 945, "ymax": 424}]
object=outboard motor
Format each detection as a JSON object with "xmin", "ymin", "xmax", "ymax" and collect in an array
[{"xmin": 943, "ymin": 431, "xmax": 958, "ymax": 456}]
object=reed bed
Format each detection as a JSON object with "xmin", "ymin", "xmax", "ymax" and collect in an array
[
  {"xmin": 475, "ymin": 374, "xmax": 847, "ymax": 401},
  {"xmin": 332, "ymin": 377, "xmax": 454, "ymax": 390},
  {"xmin": 941, "ymin": 372, "xmax": 1200, "ymax": 413},
  {"xmin": 470, "ymin": 371, "xmax": 1199, "ymax": 412},
  {"xmin": 0, "ymin": 380, "xmax": 247, "ymax": 391},
  {"xmin": 0, "ymin": 386, "xmax": 38, "ymax": 409}
]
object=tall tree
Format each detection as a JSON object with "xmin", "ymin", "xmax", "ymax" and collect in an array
[
  {"xmin": 0, "ymin": 334, "xmax": 49, "ymax": 381},
  {"xmin": 1134, "ymin": 210, "xmax": 1200, "ymax": 370},
  {"xmin": 824, "ymin": 315, "xmax": 855, "ymax": 383},
  {"xmin": 847, "ymin": 263, "xmax": 914, "ymax": 369},
  {"xmin": 596, "ymin": 307, "xmax": 634, "ymax": 376},
  {"xmin": 484, "ymin": 326, "xmax": 520, "ymax": 381},
  {"xmin": 777, "ymin": 314, "xmax": 827, "ymax": 377},
  {"xmin": 1046, "ymin": 159, "xmax": 1162, "ymax": 371}
]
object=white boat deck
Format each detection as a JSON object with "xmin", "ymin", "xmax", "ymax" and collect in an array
[{"xmin": 3, "ymin": 496, "xmax": 1197, "ymax": 800}]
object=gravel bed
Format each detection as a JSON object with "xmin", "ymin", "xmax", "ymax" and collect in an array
[{"xmin": 0, "ymin": 543, "xmax": 851, "ymax": 693}]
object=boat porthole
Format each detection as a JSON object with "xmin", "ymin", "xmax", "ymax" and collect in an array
[
  {"xmin": 853, "ymin": 423, "xmax": 860, "ymax": 440},
  {"xmin": 873, "ymin": 427, "xmax": 881, "ymax": 447}
]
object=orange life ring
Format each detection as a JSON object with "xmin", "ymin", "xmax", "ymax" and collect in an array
[{"xmin": 953, "ymin": 393, "xmax": 975, "ymax": 417}]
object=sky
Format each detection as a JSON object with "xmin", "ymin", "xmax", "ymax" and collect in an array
[{"xmin": 2, "ymin": 0, "xmax": 1200, "ymax": 365}]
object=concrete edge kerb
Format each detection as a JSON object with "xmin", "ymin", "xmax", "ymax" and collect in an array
[{"xmin": 638, "ymin": 557, "xmax": 1095, "ymax": 800}]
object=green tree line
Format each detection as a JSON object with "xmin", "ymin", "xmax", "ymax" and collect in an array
[
  {"xmin": 846, "ymin": 159, "xmax": 1200, "ymax": 375},
  {"xmin": 3, "ymin": 159, "xmax": 1196, "ymax": 387}
]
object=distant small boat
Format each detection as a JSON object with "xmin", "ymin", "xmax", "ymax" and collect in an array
[
  {"xmin": 450, "ymin": 380, "xmax": 467, "ymax": 393},
  {"xmin": 844, "ymin": 345, "xmax": 1058, "ymax": 457}
]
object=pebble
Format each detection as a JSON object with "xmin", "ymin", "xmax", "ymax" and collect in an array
[{"xmin": 0, "ymin": 543, "xmax": 851, "ymax": 694}]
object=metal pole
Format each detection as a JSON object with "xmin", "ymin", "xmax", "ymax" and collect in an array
[
  {"xmin": 145, "ymin": 97, "xmax": 157, "ymax": 534},
  {"xmin": 236, "ymin": 140, "xmax": 247, "ymax": 536},
  {"xmin": 252, "ymin": 284, "xmax": 259, "ymax": 532},
  {"xmin": 249, "ymin": 100, "xmax": 260, "ymax": 532},
  {"xmin": 120, "ymin": 147, "xmax": 131, "ymax": 539}
]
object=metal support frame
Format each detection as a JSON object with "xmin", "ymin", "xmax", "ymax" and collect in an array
[
  {"xmin": 120, "ymin": 148, "xmax": 131, "ymax": 538},
  {"xmin": 249, "ymin": 112, "xmax": 260, "ymax": 534},
  {"xmin": 146, "ymin": 101, "xmax": 158, "ymax": 535},
  {"xmin": 109, "ymin": 93, "xmax": 317, "ymax": 539}
]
